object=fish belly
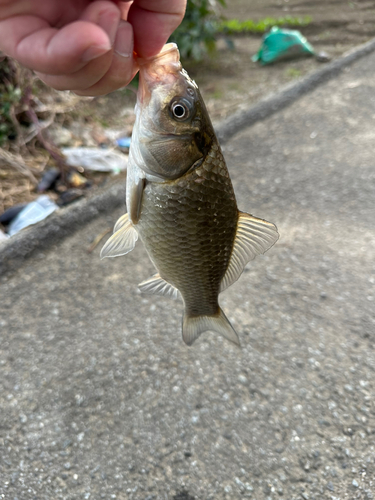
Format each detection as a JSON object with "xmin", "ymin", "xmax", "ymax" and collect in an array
[{"xmin": 137, "ymin": 144, "xmax": 238, "ymax": 316}]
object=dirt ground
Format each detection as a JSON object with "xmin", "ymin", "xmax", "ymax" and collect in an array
[
  {"xmin": 1, "ymin": 0, "xmax": 375, "ymax": 218},
  {"xmin": 185, "ymin": 0, "xmax": 375, "ymax": 121},
  {"xmin": 89, "ymin": 0, "xmax": 375, "ymax": 123}
]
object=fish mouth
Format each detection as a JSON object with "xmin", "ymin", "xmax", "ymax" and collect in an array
[{"xmin": 137, "ymin": 43, "xmax": 182, "ymax": 106}]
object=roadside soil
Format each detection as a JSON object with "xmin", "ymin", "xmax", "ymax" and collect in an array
[{"xmin": 1, "ymin": 0, "xmax": 375, "ymax": 221}]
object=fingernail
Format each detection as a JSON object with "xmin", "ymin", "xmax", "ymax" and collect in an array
[
  {"xmin": 81, "ymin": 43, "xmax": 111, "ymax": 62},
  {"xmin": 114, "ymin": 21, "xmax": 133, "ymax": 58},
  {"xmin": 98, "ymin": 10, "xmax": 120, "ymax": 46}
]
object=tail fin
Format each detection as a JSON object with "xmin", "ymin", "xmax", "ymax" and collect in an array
[{"xmin": 182, "ymin": 308, "xmax": 240, "ymax": 347}]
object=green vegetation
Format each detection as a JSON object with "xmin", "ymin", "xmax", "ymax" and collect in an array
[
  {"xmin": 286, "ymin": 67, "xmax": 302, "ymax": 78},
  {"xmin": 219, "ymin": 16, "xmax": 312, "ymax": 35},
  {"xmin": 170, "ymin": 0, "xmax": 226, "ymax": 60},
  {"xmin": 171, "ymin": 2, "xmax": 312, "ymax": 61}
]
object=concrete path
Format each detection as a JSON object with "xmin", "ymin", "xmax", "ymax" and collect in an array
[{"xmin": 1, "ymin": 50, "xmax": 375, "ymax": 500}]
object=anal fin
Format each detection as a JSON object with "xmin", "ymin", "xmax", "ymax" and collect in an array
[
  {"xmin": 138, "ymin": 274, "xmax": 180, "ymax": 300},
  {"xmin": 182, "ymin": 308, "xmax": 240, "ymax": 346},
  {"xmin": 100, "ymin": 212, "xmax": 138, "ymax": 259},
  {"xmin": 220, "ymin": 211, "xmax": 279, "ymax": 292}
]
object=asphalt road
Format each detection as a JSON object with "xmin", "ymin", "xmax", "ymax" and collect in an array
[{"xmin": 1, "ymin": 51, "xmax": 375, "ymax": 500}]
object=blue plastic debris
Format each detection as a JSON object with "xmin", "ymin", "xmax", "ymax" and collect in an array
[
  {"xmin": 116, "ymin": 137, "xmax": 131, "ymax": 148},
  {"xmin": 7, "ymin": 195, "xmax": 58, "ymax": 236},
  {"xmin": 252, "ymin": 26, "xmax": 315, "ymax": 65}
]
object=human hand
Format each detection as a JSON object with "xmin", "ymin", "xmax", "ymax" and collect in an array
[{"xmin": 0, "ymin": 0, "xmax": 186, "ymax": 95}]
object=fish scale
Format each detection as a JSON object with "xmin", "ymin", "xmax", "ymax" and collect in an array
[{"xmin": 137, "ymin": 142, "xmax": 238, "ymax": 317}]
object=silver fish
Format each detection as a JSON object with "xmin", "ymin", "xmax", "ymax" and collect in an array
[{"xmin": 101, "ymin": 43, "xmax": 278, "ymax": 346}]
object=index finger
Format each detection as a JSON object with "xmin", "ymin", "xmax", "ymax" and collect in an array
[
  {"xmin": 0, "ymin": 16, "xmax": 112, "ymax": 74},
  {"xmin": 127, "ymin": 0, "xmax": 186, "ymax": 59}
]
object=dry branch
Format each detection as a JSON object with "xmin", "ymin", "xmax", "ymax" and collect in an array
[{"xmin": 0, "ymin": 149, "xmax": 38, "ymax": 184}]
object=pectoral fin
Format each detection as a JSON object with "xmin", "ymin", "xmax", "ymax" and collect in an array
[
  {"xmin": 138, "ymin": 274, "xmax": 180, "ymax": 300},
  {"xmin": 100, "ymin": 213, "xmax": 138, "ymax": 259},
  {"xmin": 113, "ymin": 213, "xmax": 129, "ymax": 232},
  {"xmin": 129, "ymin": 178, "xmax": 145, "ymax": 225},
  {"xmin": 220, "ymin": 212, "xmax": 279, "ymax": 292}
]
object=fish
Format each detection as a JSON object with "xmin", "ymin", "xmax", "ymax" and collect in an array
[{"xmin": 101, "ymin": 43, "xmax": 279, "ymax": 346}]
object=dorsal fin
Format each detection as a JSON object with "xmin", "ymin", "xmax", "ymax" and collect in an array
[
  {"xmin": 138, "ymin": 274, "xmax": 180, "ymax": 300},
  {"xmin": 100, "ymin": 213, "xmax": 138, "ymax": 259},
  {"xmin": 220, "ymin": 212, "xmax": 279, "ymax": 292}
]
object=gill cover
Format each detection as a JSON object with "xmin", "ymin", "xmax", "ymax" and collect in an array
[{"xmin": 137, "ymin": 44, "xmax": 212, "ymax": 180}]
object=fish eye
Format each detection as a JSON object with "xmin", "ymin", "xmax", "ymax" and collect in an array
[
  {"xmin": 173, "ymin": 104, "xmax": 186, "ymax": 118},
  {"xmin": 170, "ymin": 100, "xmax": 191, "ymax": 121}
]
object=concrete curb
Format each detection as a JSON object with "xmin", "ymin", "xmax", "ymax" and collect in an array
[
  {"xmin": 1, "ymin": 36, "xmax": 375, "ymax": 276},
  {"xmin": 0, "ymin": 178, "xmax": 126, "ymax": 276}
]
